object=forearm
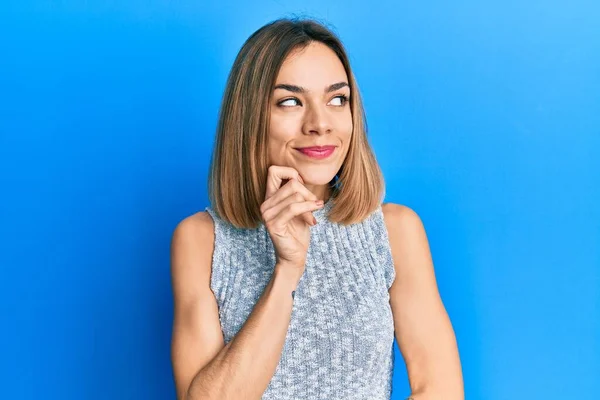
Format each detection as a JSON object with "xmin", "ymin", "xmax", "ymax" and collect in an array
[{"xmin": 186, "ymin": 265, "xmax": 298, "ymax": 400}]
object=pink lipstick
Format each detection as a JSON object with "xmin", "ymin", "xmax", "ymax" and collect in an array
[{"xmin": 295, "ymin": 145, "xmax": 336, "ymax": 160}]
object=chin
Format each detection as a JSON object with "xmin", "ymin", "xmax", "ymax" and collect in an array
[
  {"xmin": 298, "ymin": 172, "xmax": 337, "ymax": 185},
  {"xmin": 291, "ymin": 161, "xmax": 341, "ymax": 185}
]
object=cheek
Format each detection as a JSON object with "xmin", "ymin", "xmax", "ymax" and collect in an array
[
  {"xmin": 268, "ymin": 115, "xmax": 299, "ymax": 162},
  {"xmin": 270, "ymin": 113, "xmax": 301, "ymax": 135},
  {"xmin": 333, "ymin": 109, "xmax": 353, "ymax": 135},
  {"xmin": 345, "ymin": 120, "xmax": 354, "ymax": 137},
  {"xmin": 338, "ymin": 117, "xmax": 353, "ymax": 143},
  {"xmin": 269, "ymin": 114, "xmax": 302, "ymax": 146}
]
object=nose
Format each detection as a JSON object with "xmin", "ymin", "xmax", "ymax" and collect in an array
[{"xmin": 302, "ymin": 103, "xmax": 332, "ymax": 135}]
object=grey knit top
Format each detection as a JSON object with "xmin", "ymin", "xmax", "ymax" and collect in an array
[{"xmin": 205, "ymin": 197, "xmax": 397, "ymax": 399}]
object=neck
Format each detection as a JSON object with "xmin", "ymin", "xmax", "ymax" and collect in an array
[{"xmin": 303, "ymin": 184, "xmax": 332, "ymax": 203}]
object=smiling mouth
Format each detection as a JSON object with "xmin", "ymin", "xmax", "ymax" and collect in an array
[{"xmin": 295, "ymin": 146, "xmax": 336, "ymax": 160}]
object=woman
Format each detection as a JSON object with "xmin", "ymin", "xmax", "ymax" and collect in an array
[{"xmin": 170, "ymin": 18, "xmax": 463, "ymax": 400}]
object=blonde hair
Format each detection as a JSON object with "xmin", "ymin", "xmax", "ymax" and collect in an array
[{"xmin": 208, "ymin": 18, "xmax": 386, "ymax": 228}]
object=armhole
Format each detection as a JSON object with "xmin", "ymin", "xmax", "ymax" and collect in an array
[
  {"xmin": 375, "ymin": 206, "xmax": 397, "ymax": 290},
  {"xmin": 204, "ymin": 207, "xmax": 225, "ymax": 301}
]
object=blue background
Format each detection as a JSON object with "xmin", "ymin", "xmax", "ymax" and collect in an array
[{"xmin": 1, "ymin": 1, "xmax": 599, "ymax": 399}]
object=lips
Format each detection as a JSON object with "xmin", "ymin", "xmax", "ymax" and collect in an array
[{"xmin": 295, "ymin": 145, "xmax": 336, "ymax": 160}]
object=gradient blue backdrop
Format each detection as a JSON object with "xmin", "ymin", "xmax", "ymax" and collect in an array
[{"xmin": 1, "ymin": 1, "xmax": 599, "ymax": 399}]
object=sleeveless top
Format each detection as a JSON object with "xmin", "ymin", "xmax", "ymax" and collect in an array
[{"xmin": 204, "ymin": 197, "xmax": 397, "ymax": 399}]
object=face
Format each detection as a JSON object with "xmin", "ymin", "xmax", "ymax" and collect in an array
[{"xmin": 268, "ymin": 41, "xmax": 352, "ymax": 192}]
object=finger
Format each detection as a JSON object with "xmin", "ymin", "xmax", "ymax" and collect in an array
[
  {"xmin": 264, "ymin": 165, "xmax": 304, "ymax": 200},
  {"xmin": 273, "ymin": 200, "xmax": 324, "ymax": 228},
  {"xmin": 278, "ymin": 179, "xmax": 319, "ymax": 224},
  {"xmin": 262, "ymin": 178, "xmax": 318, "ymax": 212},
  {"xmin": 263, "ymin": 191, "xmax": 321, "ymax": 226},
  {"xmin": 261, "ymin": 178, "xmax": 319, "ymax": 225}
]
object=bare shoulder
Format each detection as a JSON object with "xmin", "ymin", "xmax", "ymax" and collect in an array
[
  {"xmin": 380, "ymin": 202, "xmax": 431, "ymax": 276},
  {"xmin": 171, "ymin": 211, "xmax": 215, "ymax": 259},
  {"xmin": 172, "ymin": 211, "xmax": 215, "ymax": 245},
  {"xmin": 170, "ymin": 211, "xmax": 216, "ymax": 296},
  {"xmin": 381, "ymin": 202, "xmax": 425, "ymax": 235}
]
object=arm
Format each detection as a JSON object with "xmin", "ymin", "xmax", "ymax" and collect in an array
[
  {"xmin": 382, "ymin": 204, "xmax": 464, "ymax": 400},
  {"xmin": 170, "ymin": 212, "xmax": 299, "ymax": 400}
]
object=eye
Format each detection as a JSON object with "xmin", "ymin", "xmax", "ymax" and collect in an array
[
  {"xmin": 329, "ymin": 94, "xmax": 349, "ymax": 107},
  {"xmin": 278, "ymin": 97, "xmax": 301, "ymax": 107}
]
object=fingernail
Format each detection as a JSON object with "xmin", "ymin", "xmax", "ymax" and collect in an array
[
  {"xmin": 316, "ymin": 200, "xmax": 324, "ymax": 206},
  {"xmin": 312, "ymin": 216, "xmax": 317, "ymax": 225},
  {"xmin": 298, "ymin": 176, "xmax": 304, "ymax": 183}
]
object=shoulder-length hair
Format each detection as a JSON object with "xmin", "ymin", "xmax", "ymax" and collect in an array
[{"xmin": 208, "ymin": 17, "xmax": 386, "ymax": 229}]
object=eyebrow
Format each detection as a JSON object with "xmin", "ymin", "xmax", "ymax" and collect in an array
[{"xmin": 273, "ymin": 82, "xmax": 349, "ymax": 93}]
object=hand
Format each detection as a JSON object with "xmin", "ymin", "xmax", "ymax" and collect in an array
[{"xmin": 260, "ymin": 166, "xmax": 324, "ymax": 282}]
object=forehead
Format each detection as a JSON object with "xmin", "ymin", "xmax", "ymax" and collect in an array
[{"xmin": 275, "ymin": 42, "xmax": 348, "ymax": 89}]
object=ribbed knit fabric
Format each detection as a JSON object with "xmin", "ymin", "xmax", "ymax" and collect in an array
[{"xmin": 204, "ymin": 197, "xmax": 397, "ymax": 399}]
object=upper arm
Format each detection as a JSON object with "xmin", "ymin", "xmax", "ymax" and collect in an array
[
  {"xmin": 170, "ymin": 212, "xmax": 225, "ymax": 400},
  {"xmin": 382, "ymin": 203, "xmax": 463, "ymax": 398}
]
